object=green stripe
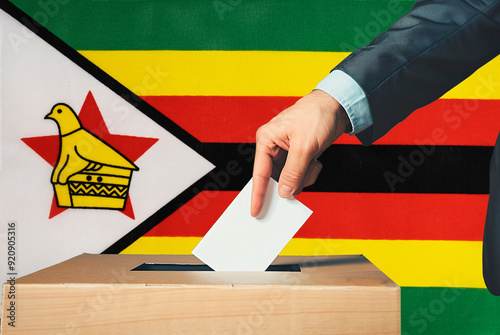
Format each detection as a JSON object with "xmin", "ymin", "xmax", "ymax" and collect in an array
[
  {"xmin": 402, "ymin": 287, "xmax": 500, "ymax": 334},
  {"xmin": 9, "ymin": 0, "xmax": 413, "ymax": 51}
]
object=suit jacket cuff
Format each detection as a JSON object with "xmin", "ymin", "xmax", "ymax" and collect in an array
[{"xmin": 315, "ymin": 70, "xmax": 373, "ymax": 135}]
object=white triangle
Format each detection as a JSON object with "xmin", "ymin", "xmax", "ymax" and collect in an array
[{"xmin": 0, "ymin": 9, "xmax": 214, "ymax": 277}]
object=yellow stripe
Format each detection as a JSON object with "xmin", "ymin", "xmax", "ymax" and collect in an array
[
  {"xmin": 121, "ymin": 236, "xmax": 484, "ymax": 289},
  {"xmin": 122, "ymin": 236, "xmax": 201, "ymax": 255},
  {"xmin": 80, "ymin": 50, "xmax": 500, "ymax": 99},
  {"xmin": 80, "ymin": 50, "xmax": 346, "ymax": 97}
]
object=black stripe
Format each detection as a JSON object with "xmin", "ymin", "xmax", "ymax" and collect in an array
[
  {"xmin": 100, "ymin": 142, "xmax": 493, "ymax": 253},
  {"xmin": 199, "ymin": 143, "xmax": 493, "ymax": 194}
]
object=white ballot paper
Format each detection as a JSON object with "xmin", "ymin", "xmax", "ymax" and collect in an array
[{"xmin": 192, "ymin": 178, "xmax": 313, "ymax": 271}]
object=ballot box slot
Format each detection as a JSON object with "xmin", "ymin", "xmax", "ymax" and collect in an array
[{"xmin": 131, "ymin": 263, "xmax": 301, "ymax": 272}]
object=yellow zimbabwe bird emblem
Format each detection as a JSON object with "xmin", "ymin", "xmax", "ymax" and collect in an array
[{"xmin": 46, "ymin": 103, "xmax": 139, "ymax": 210}]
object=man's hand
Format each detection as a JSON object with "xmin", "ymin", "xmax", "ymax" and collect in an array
[{"xmin": 251, "ymin": 89, "xmax": 350, "ymax": 217}]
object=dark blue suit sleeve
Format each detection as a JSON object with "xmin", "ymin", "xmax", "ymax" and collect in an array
[
  {"xmin": 485, "ymin": 133, "xmax": 500, "ymax": 296},
  {"xmin": 334, "ymin": 0, "xmax": 500, "ymax": 145}
]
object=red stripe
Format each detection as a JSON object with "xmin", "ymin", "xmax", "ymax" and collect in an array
[
  {"xmin": 143, "ymin": 96, "xmax": 299, "ymax": 143},
  {"xmin": 143, "ymin": 96, "xmax": 500, "ymax": 146},
  {"xmin": 145, "ymin": 191, "xmax": 487, "ymax": 241}
]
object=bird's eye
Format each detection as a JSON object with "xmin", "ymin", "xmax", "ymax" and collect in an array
[{"xmin": 57, "ymin": 109, "xmax": 62, "ymax": 114}]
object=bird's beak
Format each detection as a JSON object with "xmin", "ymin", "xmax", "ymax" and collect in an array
[{"xmin": 45, "ymin": 111, "xmax": 53, "ymax": 120}]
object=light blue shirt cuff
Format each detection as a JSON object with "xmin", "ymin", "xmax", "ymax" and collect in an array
[{"xmin": 315, "ymin": 70, "xmax": 372, "ymax": 135}]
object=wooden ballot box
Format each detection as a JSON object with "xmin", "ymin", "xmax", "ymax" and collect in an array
[{"xmin": 1, "ymin": 254, "xmax": 400, "ymax": 334}]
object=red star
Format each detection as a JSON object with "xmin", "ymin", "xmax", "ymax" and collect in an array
[{"xmin": 22, "ymin": 91, "xmax": 158, "ymax": 219}]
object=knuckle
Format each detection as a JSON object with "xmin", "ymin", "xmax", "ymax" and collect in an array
[
  {"xmin": 280, "ymin": 168, "xmax": 303, "ymax": 184},
  {"xmin": 293, "ymin": 140, "xmax": 318, "ymax": 158},
  {"xmin": 256, "ymin": 125, "xmax": 270, "ymax": 141}
]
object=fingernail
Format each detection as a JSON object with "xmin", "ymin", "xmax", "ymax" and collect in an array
[{"xmin": 279, "ymin": 184, "xmax": 294, "ymax": 198}]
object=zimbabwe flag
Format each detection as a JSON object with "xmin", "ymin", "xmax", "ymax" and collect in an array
[{"xmin": 7, "ymin": 0, "xmax": 500, "ymax": 333}]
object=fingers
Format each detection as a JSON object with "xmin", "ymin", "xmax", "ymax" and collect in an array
[
  {"xmin": 251, "ymin": 90, "xmax": 345, "ymax": 217},
  {"xmin": 271, "ymin": 150, "xmax": 287, "ymax": 181},
  {"xmin": 302, "ymin": 159, "xmax": 323, "ymax": 189},
  {"xmin": 278, "ymin": 140, "xmax": 317, "ymax": 198},
  {"xmin": 251, "ymin": 141, "xmax": 274, "ymax": 217},
  {"xmin": 251, "ymin": 175, "xmax": 270, "ymax": 218},
  {"xmin": 252, "ymin": 146, "xmax": 322, "ymax": 217}
]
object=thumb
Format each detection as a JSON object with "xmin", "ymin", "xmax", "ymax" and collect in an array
[{"xmin": 278, "ymin": 144, "xmax": 314, "ymax": 198}]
